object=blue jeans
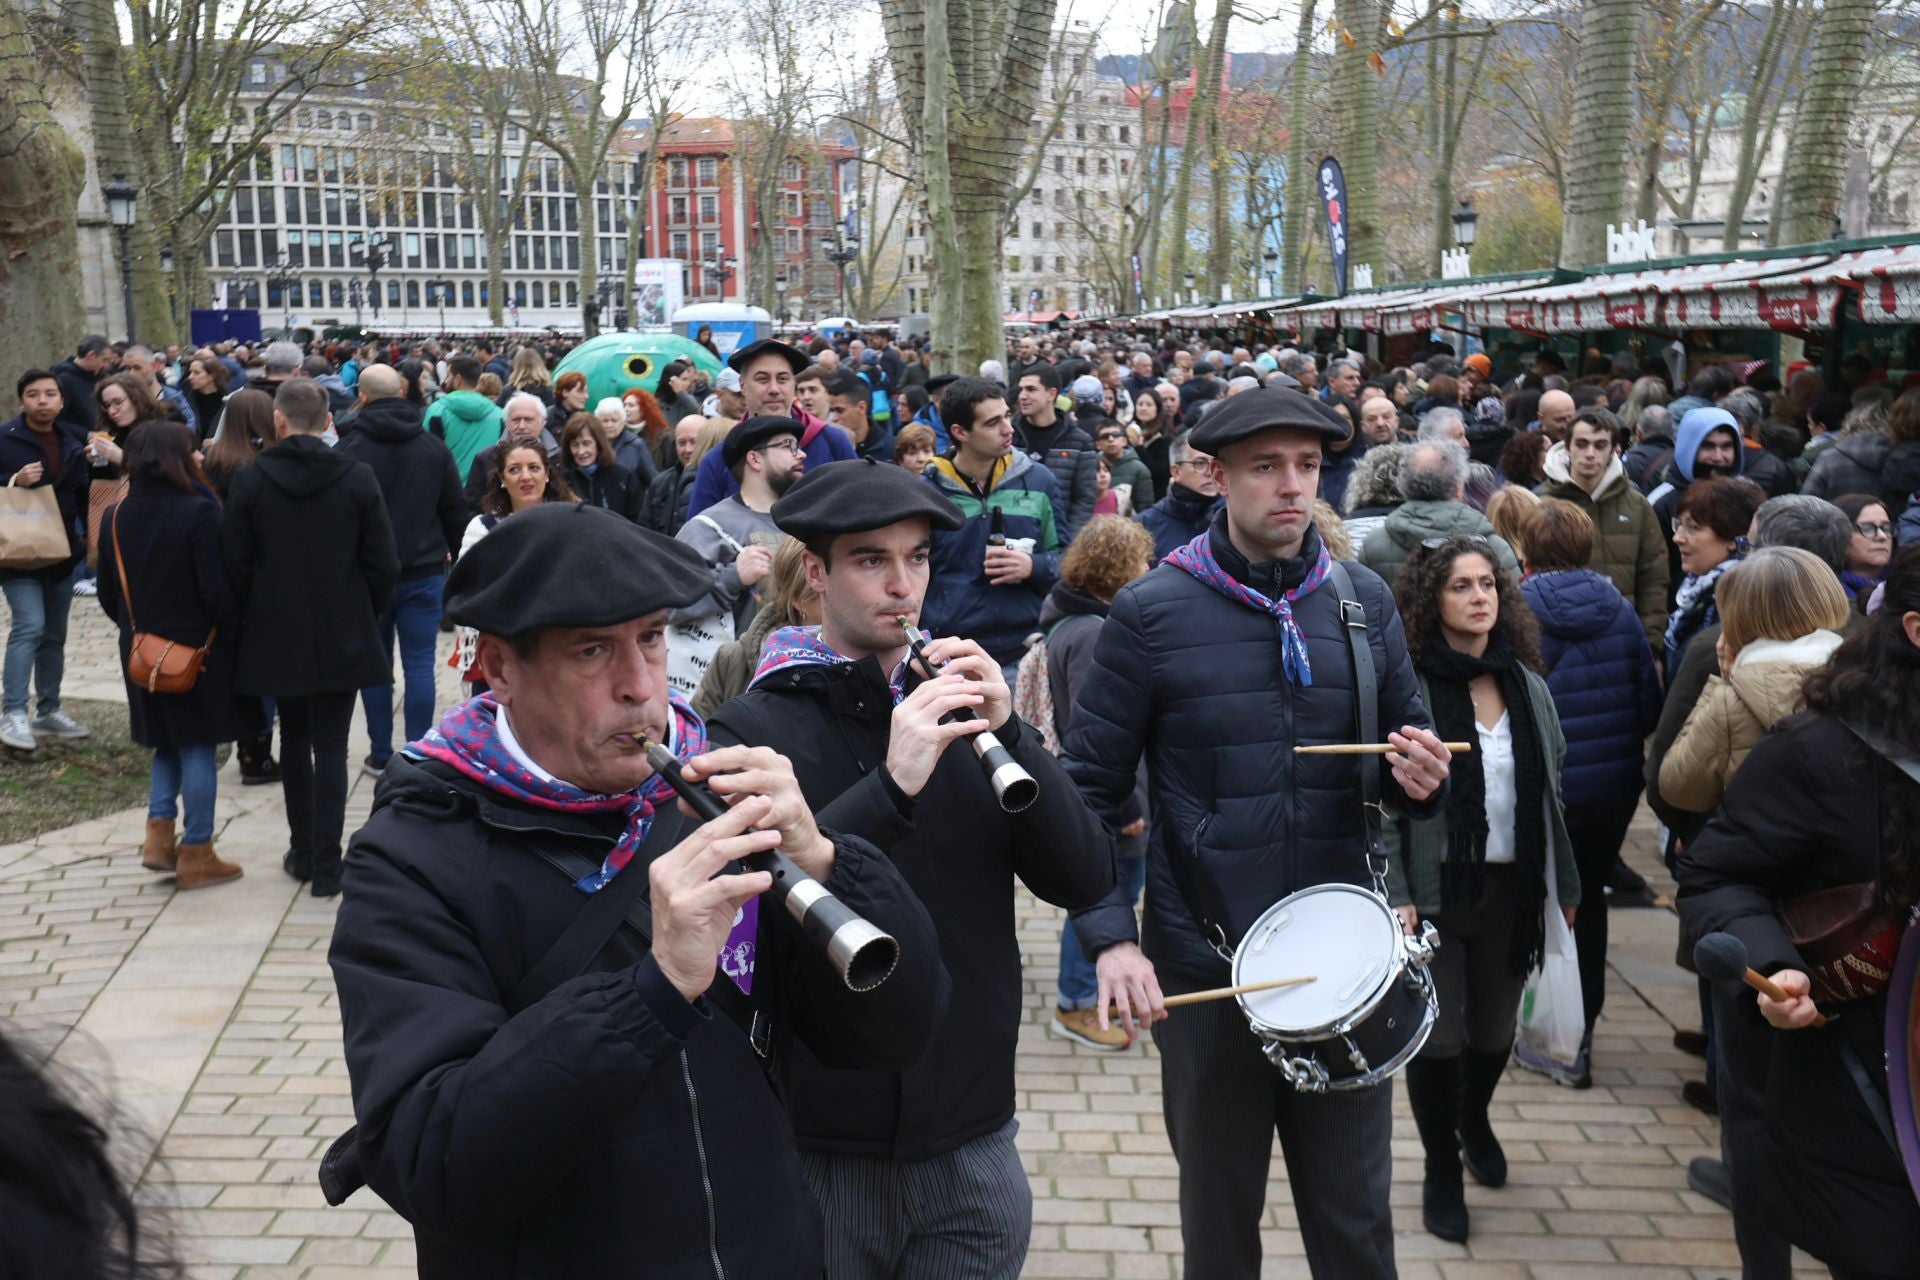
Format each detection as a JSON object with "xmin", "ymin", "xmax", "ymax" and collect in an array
[
  {"xmin": 150, "ymin": 744, "xmax": 219, "ymax": 844},
  {"xmin": 1, "ymin": 565, "xmax": 77, "ymax": 717},
  {"xmin": 361, "ymin": 573, "xmax": 444, "ymax": 764},
  {"xmin": 1057, "ymin": 856, "xmax": 1147, "ymax": 1010}
]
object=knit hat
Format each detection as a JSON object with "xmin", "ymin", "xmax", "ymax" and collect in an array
[{"xmin": 1069, "ymin": 375, "xmax": 1105, "ymax": 407}]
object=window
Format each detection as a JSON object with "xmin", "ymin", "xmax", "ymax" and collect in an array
[
  {"xmin": 1055, "ymin": 256, "xmax": 1065, "ymax": 273},
  {"xmin": 671, "ymin": 230, "xmax": 689, "ymax": 257},
  {"xmin": 405, "ymin": 232, "xmax": 421, "ymax": 267},
  {"xmin": 1075, "ymin": 124, "xmax": 1085, "ymax": 141},
  {"xmin": 533, "ymin": 238, "xmax": 546, "ymax": 269},
  {"xmin": 786, "ymin": 227, "xmax": 800, "ymax": 253},
  {"xmin": 1033, "ymin": 221, "xmax": 1044, "ymax": 239},
  {"xmin": 1009, "ymin": 222, "xmax": 1019, "ymax": 240},
  {"xmin": 784, "ymin": 160, "xmax": 801, "ymax": 181},
  {"xmin": 387, "ymin": 279, "xmax": 400, "ymax": 306},
  {"xmin": 1075, "ymin": 157, "xmax": 1085, "ymax": 175},
  {"xmin": 697, "ymin": 156, "xmax": 717, "ymax": 184},
  {"xmin": 1120, "ymin": 158, "xmax": 1130, "ymax": 177},
  {"xmin": 248, "ymin": 60, "xmax": 267, "ymax": 85},
  {"xmin": 1119, "ymin": 125, "xmax": 1131, "ymax": 144},
  {"xmin": 329, "ymin": 280, "xmax": 345, "ymax": 306},
  {"xmin": 1098, "ymin": 125, "xmax": 1109, "ymax": 142},
  {"xmin": 358, "ymin": 112, "xmax": 372, "ymax": 132},
  {"xmin": 462, "ymin": 281, "xmax": 475, "ymax": 307},
  {"xmin": 703, "ymin": 193, "xmax": 721, "ymax": 222},
  {"xmin": 327, "ymin": 230, "xmax": 343, "ymax": 266},
  {"xmin": 532, "ymin": 281, "xmax": 545, "ymax": 308},
  {"xmin": 1097, "ymin": 158, "xmax": 1108, "ymax": 175},
  {"xmin": 669, "ymin": 156, "xmax": 688, "ymax": 186},
  {"xmin": 307, "ymin": 280, "xmax": 323, "ymax": 307},
  {"xmin": 1030, "ymin": 186, "xmax": 1043, "ymax": 205},
  {"xmin": 781, "ymin": 192, "xmax": 798, "ymax": 219},
  {"xmin": 462, "ymin": 235, "xmax": 477, "ymax": 268},
  {"xmin": 316, "ymin": 110, "xmax": 331, "ymax": 129},
  {"xmin": 215, "ymin": 231, "xmax": 235, "ymax": 266},
  {"xmin": 234, "ymin": 188, "xmax": 254, "ymax": 224},
  {"xmin": 670, "ymin": 195, "xmax": 688, "ymax": 222},
  {"xmin": 1030, "ymin": 256, "xmax": 1042, "ymax": 272},
  {"xmin": 296, "ymin": 107, "xmax": 312, "ymax": 126},
  {"xmin": 700, "ymin": 230, "xmax": 719, "ymax": 258},
  {"xmin": 407, "ymin": 280, "xmax": 421, "ymax": 306},
  {"xmin": 1053, "ymin": 156, "xmax": 1063, "ymax": 174}
]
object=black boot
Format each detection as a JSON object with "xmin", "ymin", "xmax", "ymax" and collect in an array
[
  {"xmin": 1458, "ymin": 1048, "xmax": 1510, "ymax": 1188},
  {"xmin": 238, "ymin": 734, "xmax": 281, "ymax": 786},
  {"xmin": 282, "ymin": 848, "xmax": 312, "ymax": 883},
  {"xmin": 1404, "ymin": 1056, "xmax": 1469, "ymax": 1243},
  {"xmin": 311, "ymin": 846, "xmax": 343, "ymax": 899}
]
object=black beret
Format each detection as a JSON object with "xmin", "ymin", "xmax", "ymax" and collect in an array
[
  {"xmin": 443, "ymin": 503, "xmax": 710, "ymax": 638},
  {"xmin": 771, "ymin": 457, "xmax": 964, "ymax": 541},
  {"xmin": 722, "ymin": 415, "xmax": 804, "ymax": 470},
  {"xmin": 924, "ymin": 373, "xmax": 959, "ymax": 394},
  {"xmin": 727, "ymin": 338, "xmax": 809, "ymax": 375},
  {"xmin": 1187, "ymin": 386, "xmax": 1352, "ymax": 453}
]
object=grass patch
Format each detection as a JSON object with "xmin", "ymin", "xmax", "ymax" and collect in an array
[{"xmin": 0, "ymin": 699, "xmax": 231, "ymax": 846}]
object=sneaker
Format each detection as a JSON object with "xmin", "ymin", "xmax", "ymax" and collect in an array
[
  {"xmin": 1511, "ymin": 1038, "xmax": 1586, "ymax": 1088},
  {"xmin": 30, "ymin": 709, "xmax": 90, "ymax": 740},
  {"xmin": 0, "ymin": 712, "xmax": 35, "ymax": 751},
  {"xmin": 362, "ymin": 755, "xmax": 388, "ymax": 779},
  {"xmin": 72, "ymin": 577, "xmax": 97, "ymax": 598},
  {"xmin": 1048, "ymin": 1007, "xmax": 1131, "ymax": 1051}
]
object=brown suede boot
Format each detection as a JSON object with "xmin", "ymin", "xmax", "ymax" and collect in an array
[
  {"xmin": 175, "ymin": 842, "xmax": 243, "ymax": 890},
  {"xmin": 141, "ymin": 818, "xmax": 177, "ymax": 872}
]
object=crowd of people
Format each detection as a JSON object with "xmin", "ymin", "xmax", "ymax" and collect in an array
[{"xmin": 1, "ymin": 317, "xmax": 1917, "ymax": 1280}]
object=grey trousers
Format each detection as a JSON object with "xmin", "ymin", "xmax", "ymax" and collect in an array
[
  {"xmin": 1424, "ymin": 863, "xmax": 1530, "ymax": 1059},
  {"xmin": 1155, "ymin": 995, "xmax": 1398, "ymax": 1279},
  {"xmin": 798, "ymin": 1118, "xmax": 1031, "ymax": 1280}
]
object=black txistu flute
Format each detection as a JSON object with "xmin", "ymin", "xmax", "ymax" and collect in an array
[
  {"xmin": 640, "ymin": 739, "xmax": 899, "ymax": 992},
  {"xmin": 896, "ymin": 620, "xmax": 1039, "ymax": 813}
]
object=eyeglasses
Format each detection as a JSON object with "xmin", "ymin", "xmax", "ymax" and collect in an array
[
  {"xmin": 1096, "ymin": 432, "xmax": 1125, "ymax": 442},
  {"xmin": 1172, "ymin": 458, "xmax": 1211, "ymax": 471},
  {"xmin": 757, "ymin": 439, "xmax": 801, "ymax": 456},
  {"xmin": 1857, "ymin": 521, "xmax": 1894, "ymax": 538}
]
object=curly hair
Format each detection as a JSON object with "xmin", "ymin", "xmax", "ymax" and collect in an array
[
  {"xmin": 1059, "ymin": 515, "xmax": 1153, "ymax": 601},
  {"xmin": 1497, "ymin": 431, "xmax": 1549, "ymax": 488},
  {"xmin": 1802, "ymin": 543, "xmax": 1920, "ymax": 914},
  {"xmin": 480, "ymin": 440, "xmax": 577, "ymax": 518},
  {"xmin": 622, "ymin": 387, "xmax": 671, "ymax": 445},
  {"xmin": 1394, "ymin": 535, "xmax": 1546, "ymax": 674}
]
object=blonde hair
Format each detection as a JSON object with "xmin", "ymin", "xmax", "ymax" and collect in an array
[
  {"xmin": 760, "ymin": 537, "xmax": 818, "ymax": 627},
  {"xmin": 507, "ymin": 345, "xmax": 552, "ymax": 389},
  {"xmin": 1312, "ymin": 500, "xmax": 1353, "ymax": 561},
  {"xmin": 1059, "ymin": 516, "xmax": 1154, "ymax": 601},
  {"xmin": 475, "ymin": 372, "xmax": 504, "ymax": 401},
  {"xmin": 1485, "ymin": 484, "xmax": 1542, "ymax": 560},
  {"xmin": 688, "ymin": 416, "xmax": 732, "ymax": 467},
  {"xmin": 1717, "ymin": 546, "xmax": 1851, "ymax": 655}
]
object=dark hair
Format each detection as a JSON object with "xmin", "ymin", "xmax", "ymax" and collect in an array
[
  {"xmin": 95, "ymin": 372, "xmax": 170, "ymax": 433},
  {"xmin": 1132, "ymin": 385, "xmax": 1161, "ymax": 423},
  {"xmin": 1498, "ymin": 431, "xmax": 1550, "ymax": 488},
  {"xmin": 445, "ymin": 355, "xmax": 482, "ymax": 389},
  {"xmin": 1833, "ymin": 491, "xmax": 1889, "ymax": 527},
  {"xmin": 1506, "ymin": 387, "xmax": 1542, "ymax": 429},
  {"xmin": 481, "ymin": 439, "xmax": 576, "ymax": 517},
  {"xmin": 1395, "ymin": 535, "xmax": 1546, "ymax": 674},
  {"xmin": 560, "ymin": 411, "xmax": 612, "ymax": 467},
  {"xmin": 1806, "ymin": 390, "xmax": 1852, "ymax": 434},
  {"xmin": 395, "ymin": 358, "xmax": 429, "ymax": 404},
  {"xmin": 124, "ymin": 419, "xmax": 207, "ymax": 493},
  {"xmin": 939, "ymin": 376, "xmax": 1006, "ymax": 439},
  {"xmin": 1019, "ymin": 364, "xmax": 1062, "ymax": 393},
  {"xmin": 76, "ymin": 334, "xmax": 109, "ymax": 357},
  {"xmin": 187, "ymin": 352, "xmax": 230, "ymax": 396},
  {"xmin": 16, "ymin": 368, "xmax": 58, "ymax": 399},
  {"xmin": 827, "ymin": 373, "xmax": 871, "ymax": 413},
  {"xmin": 1802, "ymin": 544, "xmax": 1920, "ymax": 915},
  {"xmin": 1425, "ymin": 374, "xmax": 1461, "ymax": 406},
  {"xmin": 1523, "ymin": 498, "xmax": 1596, "ymax": 572},
  {"xmin": 1676, "ymin": 475, "xmax": 1767, "ymax": 542},
  {"xmin": 273, "ymin": 378, "xmax": 330, "ymax": 434},
  {"xmin": 1890, "ymin": 387, "xmax": 1920, "ymax": 445}
]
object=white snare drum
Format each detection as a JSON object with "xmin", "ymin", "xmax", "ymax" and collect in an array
[{"xmin": 1231, "ymin": 883, "xmax": 1438, "ymax": 1093}]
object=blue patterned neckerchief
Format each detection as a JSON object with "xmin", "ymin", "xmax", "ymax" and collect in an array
[
  {"xmin": 749, "ymin": 625, "xmax": 911, "ymax": 706},
  {"xmin": 1165, "ymin": 530, "xmax": 1334, "ymax": 686}
]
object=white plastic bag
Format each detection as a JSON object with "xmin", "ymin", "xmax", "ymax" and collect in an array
[{"xmin": 1517, "ymin": 841, "xmax": 1585, "ymax": 1066}]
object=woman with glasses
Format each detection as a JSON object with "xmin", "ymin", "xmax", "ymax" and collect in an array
[
  {"xmin": 1834, "ymin": 491, "xmax": 1894, "ymax": 604},
  {"xmin": 1665, "ymin": 476, "xmax": 1767, "ymax": 681},
  {"xmin": 1388, "ymin": 534, "xmax": 1579, "ymax": 1245}
]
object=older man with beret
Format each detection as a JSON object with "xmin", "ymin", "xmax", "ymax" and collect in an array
[
  {"xmin": 1062, "ymin": 388, "xmax": 1451, "ymax": 1279},
  {"xmin": 327, "ymin": 503, "xmax": 945, "ymax": 1278},
  {"xmin": 688, "ymin": 338, "xmax": 857, "ymax": 517}
]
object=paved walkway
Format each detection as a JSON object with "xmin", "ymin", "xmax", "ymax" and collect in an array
[{"xmin": 1, "ymin": 604, "xmax": 1835, "ymax": 1278}]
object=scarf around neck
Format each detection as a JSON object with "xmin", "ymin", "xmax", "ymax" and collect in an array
[
  {"xmin": 1165, "ymin": 528, "xmax": 1332, "ymax": 685},
  {"xmin": 1419, "ymin": 634, "xmax": 1548, "ymax": 977},
  {"xmin": 1665, "ymin": 551, "xmax": 1742, "ymax": 667},
  {"xmin": 409, "ymin": 691, "xmax": 757, "ymax": 993},
  {"xmin": 749, "ymin": 625, "xmax": 909, "ymax": 705}
]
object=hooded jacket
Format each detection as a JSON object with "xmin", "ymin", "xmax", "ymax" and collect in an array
[
  {"xmin": 1356, "ymin": 499, "xmax": 1521, "ymax": 591},
  {"xmin": 1650, "ymin": 407, "xmax": 1748, "ymax": 603},
  {"xmin": 1011, "ymin": 410, "xmax": 1099, "ymax": 542},
  {"xmin": 1522, "ymin": 567, "xmax": 1662, "ymax": 804},
  {"xmin": 221, "ymin": 434, "xmax": 399, "ymax": 697},
  {"xmin": 1658, "ymin": 629, "xmax": 1843, "ymax": 814},
  {"xmin": 423, "ymin": 389, "xmax": 504, "ymax": 482},
  {"xmin": 1102, "ymin": 444, "xmax": 1154, "ymax": 513},
  {"xmin": 1801, "ymin": 430, "xmax": 1894, "ymax": 502},
  {"xmin": 1541, "ymin": 442, "xmax": 1670, "ymax": 652},
  {"xmin": 1136, "ymin": 482, "xmax": 1218, "ymax": 564},
  {"xmin": 51, "ymin": 358, "xmax": 99, "ymax": 435},
  {"xmin": 1038, "ymin": 583, "xmax": 1147, "ymax": 853},
  {"xmin": 341, "ymin": 397, "xmax": 466, "ymax": 579},
  {"xmin": 920, "ymin": 448, "xmax": 1063, "ymax": 665}
]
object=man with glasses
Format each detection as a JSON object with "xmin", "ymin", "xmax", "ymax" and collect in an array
[
  {"xmin": 672, "ymin": 416, "xmax": 804, "ymax": 643},
  {"xmin": 1137, "ymin": 430, "xmax": 1219, "ymax": 563}
]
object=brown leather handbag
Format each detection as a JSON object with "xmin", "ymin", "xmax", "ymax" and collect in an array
[{"xmin": 111, "ymin": 506, "xmax": 214, "ymax": 695}]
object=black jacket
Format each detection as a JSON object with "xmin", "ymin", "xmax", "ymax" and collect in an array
[
  {"xmin": 329, "ymin": 755, "xmax": 945, "ymax": 1278},
  {"xmin": 564, "ymin": 462, "xmax": 647, "ymax": 523},
  {"xmin": 1676, "ymin": 714, "xmax": 1920, "ymax": 1274},
  {"xmin": 0, "ymin": 413, "xmax": 89, "ymax": 582},
  {"xmin": 645, "ymin": 463, "xmax": 695, "ymax": 536},
  {"xmin": 709, "ymin": 657, "xmax": 1113, "ymax": 1160},
  {"xmin": 222, "ymin": 435, "xmax": 399, "ymax": 697},
  {"xmin": 1135, "ymin": 482, "xmax": 1216, "ymax": 564},
  {"xmin": 1011, "ymin": 412, "xmax": 1099, "ymax": 542},
  {"xmin": 51, "ymin": 358, "xmax": 98, "ymax": 435},
  {"xmin": 96, "ymin": 485, "xmax": 250, "ymax": 747},
  {"xmin": 341, "ymin": 397, "xmax": 466, "ymax": 579},
  {"xmin": 1136, "ymin": 431, "xmax": 1172, "ymax": 505},
  {"xmin": 1063, "ymin": 516, "xmax": 1440, "ymax": 983}
]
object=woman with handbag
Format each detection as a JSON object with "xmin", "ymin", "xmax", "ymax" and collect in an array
[
  {"xmin": 95, "ymin": 421, "xmax": 244, "ymax": 889},
  {"xmin": 1677, "ymin": 545, "xmax": 1920, "ymax": 1280},
  {"xmin": 1385, "ymin": 534, "xmax": 1580, "ymax": 1244}
]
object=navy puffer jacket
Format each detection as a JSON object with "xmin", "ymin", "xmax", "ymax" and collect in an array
[
  {"xmin": 1522, "ymin": 568, "xmax": 1661, "ymax": 804},
  {"xmin": 1063, "ymin": 516, "xmax": 1440, "ymax": 984}
]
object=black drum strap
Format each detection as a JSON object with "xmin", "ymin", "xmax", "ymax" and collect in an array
[{"xmin": 1327, "ymin": 561, "xmax": 1388, "ymax": 894}]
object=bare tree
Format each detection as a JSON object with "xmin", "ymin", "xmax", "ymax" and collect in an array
[
  {"xmin": 1774, "ymin": 0, "xmax": 1874, "ymax": 244},
  {"xmin": 1558, "ymin": 0, "xmax": 1643, "ymax": 267},
  {"xmin": 1280, "ymin": 0, "xmax": 1319, "ymax": 294},
  {"xmin": 1718, "ymin": 0, "xmax": 1813, "ymax": 244}
]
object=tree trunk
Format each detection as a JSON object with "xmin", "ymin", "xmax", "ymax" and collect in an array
[
  {"xmin": 0, "ymin": 0, "xmax": 87, "ymax": 414},
  {"xmin": 1200, "ymin": 0, "xmax": 1234, "ymax": 295},
  {"xmin": 75, "ymin": 0, "xmax": 172, "ymax": 345},
  {"xmin": 1165, "ymin": 0, "xmax": 1226, "ymax": 300},
  {"xmin": 1773, "ymin": 0, "xmax": 1872, "ymax": 247},
  {"xmin": 1142, "ymin": 73, "xmax": 1173, "ymax": 304},
  {"xmin": 1331, "ymin": 0, "xmax": 1384, "ymax": 283},
  {"xmin": 1558, "ymin": 0, "xmax": 1642, "ymax": 268},
  {"xmin": 1281, "ymin": 0, "xmax": 1316, "ymax": 295},
  {"xmin": 1720, "ymin": 0, "xmax": 1800, "ymax": 245}
]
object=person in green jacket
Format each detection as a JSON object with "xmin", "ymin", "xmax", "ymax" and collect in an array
[
  {"xmin": 1385, "ymin": 534, "xmax": 1580, "ymax": 1247},
  {"xmin": 1539, "ymin": 408, "xmax": 1669, "ymax": 656},
  {"xmin": 1358, "ymin": 440, "xmax": 1521, "ymax": 589},
  {"xmin": 1091, "ymin": 420, "xmax": 1154, "ymax": 514},
  {"xmin": 421, "ymin": 355, "xmax": 504, "ymax": 482}
]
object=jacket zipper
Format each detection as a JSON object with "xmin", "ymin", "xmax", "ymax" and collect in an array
[{"xmin": 680, "ymin": 1049, "xmax": 727, "ymax": 1280}]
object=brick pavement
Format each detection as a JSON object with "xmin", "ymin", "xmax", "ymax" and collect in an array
[{"xmin": 3, "ymin": 603, "xmax": 1837, "ymax": 1278}]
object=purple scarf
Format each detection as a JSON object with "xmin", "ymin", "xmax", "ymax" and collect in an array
[
  {"xmin": 750, "ymin": 625, "xmax": 910, "ymax": 705},
  {"xmin": 410, "ymin": 692, "xmax": 757, "ymax": 993},
  {"xmin": 1165, "ymin": 530, "xmax": 1333, "ymax": 685}
]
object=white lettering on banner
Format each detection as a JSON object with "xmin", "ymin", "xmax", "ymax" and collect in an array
[
  {"xmin": 1320, "ymin": 169, "xmax": 1347, "ymax": 261},
  {"xmin": 1606, "ymin": 220, "xmax": 1656, "ymax": 265},
  {"xmin": 1352, "ymin": 264, "xmax": 1375, "ymax": 291},
  {"xmin": 1440, "ymin": 248, "xmax": 1472, "ymax": 281}
]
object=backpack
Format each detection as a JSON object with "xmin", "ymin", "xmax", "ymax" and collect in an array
[
  {"xmin": 1012, "ymin": 617, "xmax": 1075, "ymax": 756},
  {"xmin": 860, "ymin": 370, "xmax": 893, "ymax": 424}
]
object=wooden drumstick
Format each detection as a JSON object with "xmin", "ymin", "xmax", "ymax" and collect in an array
[
  {"xmin": 1106, "ymin": 974, "xmax": 1315, "ymax": 1013},
  {"xmin": 1294, "ymin": 743, "xmax": 1472, "ymax": 755}
]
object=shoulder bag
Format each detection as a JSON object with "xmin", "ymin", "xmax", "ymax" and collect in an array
[{"xmin": 112, "ymin": 505, "xmax": 214, "ymax": 694}]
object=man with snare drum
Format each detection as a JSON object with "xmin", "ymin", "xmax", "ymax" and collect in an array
[{"xmin": 1062, "ymin": 387, "xmax": 1451, "ymax": 1279}]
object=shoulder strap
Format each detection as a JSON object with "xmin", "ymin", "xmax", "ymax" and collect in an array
[
  {"xmin": 1326, "ymin": 561, "xmax": 1386, "ymax": 891},
  {"xmin": 504, "ymin": 832, "xmax": 664, "ymax": 1014},
  {"xmin": 111, "ymin": 505, "xmax": 138, "ymax": 630},
  {"xmin": 688, "ymin": 511, "xmax": 745, "ymax": 555},
  {"xmin": 1840, "ymin": 719, "xmax": 1920, "ymax": 788}
]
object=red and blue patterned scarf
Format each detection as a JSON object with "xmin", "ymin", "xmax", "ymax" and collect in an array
[
  {"xmin": 749, "ymin": 625, "xmax": 910, "ymax": 705},
  {"xmin": 410, "ymin": 691, "xmax": 758, "ymax": 992},
  {"xmin": 1165, "ymin": 530, "xmax": 1333, "ymax": 686}
]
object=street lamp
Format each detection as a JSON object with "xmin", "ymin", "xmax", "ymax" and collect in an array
[
  {"xmin": 159, "ymin": 243, "xmax": 177, "ymax": 328},
  {"xmin": 826, "ymin": 234, "xmax": 859, "ymax": 314},
  {"xmin": 265, "ymin": 255, "xmax": 299, "ymax": 333},
  {"xmin": 1183, "ymin": 270, "xmax": 1196, "ymax": 305},
  {"xmin": 775, "ymin": 273, "xmax": 788, "ymax": 325},
  {"xmin": 426, "ymin": 278, "xmax": 455, "ymax": 333},
  {"xmin": 594, "ymin": 267, "xmax": 622, "ymax": 333},
  {"xmin": 703, "ymin": 255, "xmax": 737, "ymax": 299},
  {"xmin": 351, "ymin": 232, "xmax": 393, "ymax": 319},
  {"xmin": 102, "ymin": 173, "xmax": 138, "ymax": 343},
  {"xmin": 1262, "ymin": 249, "xmax": 1279, "ymax": 298},
  {"xmin": 1451, "ymin": 197, "xmax": 1478, "ymax": 248}
]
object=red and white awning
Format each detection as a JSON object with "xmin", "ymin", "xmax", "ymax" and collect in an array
[
  {"xmin": 1460, "ymin": 256, "xmax": 1827, "ymax": 334},
  {"xmin": 1364, "ymin": 276, "xmax": 1558, "ymax": 335}
]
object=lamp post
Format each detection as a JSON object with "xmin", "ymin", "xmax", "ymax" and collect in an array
[
  {"xmin": 265, "ymin": 256, "xmax": 299, "ymax": 334},
  {"xmin": 159, "ymin": 243, "xmax": 176, "ymax": 330},
  {"xmin": 103, "ymin": 173, "xmax": 138, "ymax": 344},
  {"xmin": 595, "ymin": 267, "xmax": 621, "ymax": 333},
  {"xmin": 826, "ymin": 234, "xmax": 859, "ymax": 315},
  {"xmin": 1183, "ymin": 271, "xmax": 1196, "ymax": 306},
  {"xmin": 1451, "ymin": 197, "xmax": 1478, "ymax": 250},
  {"xmin": 425, "ymin": 279, "xmax": 454, "ymax": 333},
  {"xmin": 351, "ymin": 232, "xmax": 392, "ymax": 319},
  {"xmin": 1262, "ymin": 248, "xmax": 1279, "ymax": 298},
  {"xmin": 348, "ymin": 279, "xmax": 364, "ymax": 326},
  {"xmin": 775, "ymin": 273, "xmax": 788, "ymax": 325},
  {"xmin": 703, "ymin": 255, "xmax": 737, "ymax": 300}
]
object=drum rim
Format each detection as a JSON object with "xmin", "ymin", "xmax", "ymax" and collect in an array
[{"xmin": 1232, "ymin": 883, "xmax": 1405, "ymax": 1038}]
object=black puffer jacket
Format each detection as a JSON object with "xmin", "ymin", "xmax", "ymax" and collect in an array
[
  {"xmin": 709, "ymin": 656, "xmax": 1112, "ymax": 1160},
  {"xmin": 1135, "ymin": 483, "xmax": 1216, "ymax": 564},
  {"xmin": 644, "ymin": 463, "xmax": 695, "ymax": 536},
  {"xmin": 329, "ymin": 754, "xmax": 945, "ymax": 1279},
  {"xmin": 340, "ymin": 397, "xmax": 466, "ymax": 579},
  {"xmin": 1802, "ymin": 430, "xmax": 1892, "ymax": 501},
  {"xmin": 1063, "ymin": 515, "xmax": 1440, "ymax": 983},
  {"xmin": 563, "ymin": 462, "xmax": 647, "ymax": 524},
  {"xmin": 1012, "ymin": 412, "xmax": 1099, "ymax": 542}
]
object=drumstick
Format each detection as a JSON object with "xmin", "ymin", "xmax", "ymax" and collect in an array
[
  {"xmin": 1294, "ymin": 743, "xmax": 1472, "ymax": 755},
  {"xmin": 1106, "ymin": 974, "xmax": 1315, "ymax": 1013}
]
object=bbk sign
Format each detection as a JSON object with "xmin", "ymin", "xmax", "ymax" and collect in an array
[
  {"xmin": 1440, "ymin": 248, "xmax": 1472, "ymax": 281},
  {"xmin": 1606, "ymin": 220, "xmax": 1657, "ymax": 265},
  {"xmin": 1352, "ymin": 264, "xmax": 1375, "ymax": 291}
]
